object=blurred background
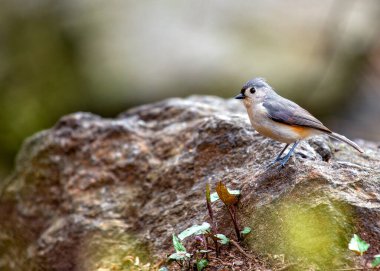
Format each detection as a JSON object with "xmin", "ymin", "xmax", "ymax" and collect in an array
[{"xmin": 1, "ymin": 0, "xmax": 380, "ymax": 180}]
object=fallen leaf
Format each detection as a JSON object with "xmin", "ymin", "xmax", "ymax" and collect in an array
[{"xmin": 215, "ymin": 181, "xmax": 238, "ymax": 205}]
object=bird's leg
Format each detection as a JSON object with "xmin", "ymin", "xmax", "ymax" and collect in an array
[
  {"xmin": 274, "ymin": 143, "xmax": 290, "ymax": 162},
  {"xmin": 267, "ymin": 144, "xmax": 289, "ymax": 168},
  {"xmin": 278, "ymin": 140, "xmax": 300, "ymax": 168}
]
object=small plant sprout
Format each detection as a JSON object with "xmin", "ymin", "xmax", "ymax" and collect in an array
[
  {"xmin": 215, "ymin": 181, "xmax": 242, "ymax": 240},
  {"xmin": 347, "ymin": 234, "xmax": 380, "ymax": 269},
  {"xmin": 169, "ymin": 228, "xmax": 212, "ymax": 269},
  {"xmin": 348, "ymin": 234, "xmax": 370, "ymax": 256},
  {"xmin": 167, "ymin": 181, "xmax": 253, "ymax": 269},
  {"xmin": 168, "ymin": 234, "xmax": 192, "ymax": 268},
  {"xmin": 240, "ymin": 226, "xmax": 252, "ymax": 237},
  {"xmin": 215, "ymin": 233, "xmax": 230, "ymax": 245},
  {"xmin": 372, "ymin": 255, "xmax": 380, "ymax": 268},
  {"xmin": 196, "ymin": 259, "xmax": 208, "ymax": 271}
]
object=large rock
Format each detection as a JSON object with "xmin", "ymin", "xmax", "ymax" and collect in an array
[{"xmin": 0, "ymin": 96, "xmax": 379, "ymax": 270}]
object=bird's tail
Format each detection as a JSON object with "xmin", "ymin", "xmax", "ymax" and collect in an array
[{"xmin": 328, "ymin": 132, "xmax": 363, "ymax": 153}]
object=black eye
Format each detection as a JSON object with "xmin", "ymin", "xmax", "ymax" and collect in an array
[{"xmin": 250, "ymin": 87, "xmax": 256, "ymax": 94}]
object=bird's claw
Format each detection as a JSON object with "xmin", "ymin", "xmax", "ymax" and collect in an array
[
  {"xmin": 276, "ymin": 162, "xmax": 287, "ymax": 170},
  {"xmin": 266, "ymin": 161, "xmax": 276, "ymax": 169},
  {"xmin": 266, "ymin": 156, "xmax": 286, "ymax": 170},
  {"xmin": 266, "ymin": 157, "xmax": 282, "ymax": 169}
]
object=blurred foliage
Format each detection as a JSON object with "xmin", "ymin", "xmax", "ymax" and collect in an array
[
  {"xmin": 0, "ymin": 2, "xmax": 128, "ymax": 180},
  {"xmin": 0, "ymin": 3, "xmax": 85, "ymax": 176},
  {"xmin": 0, "ymin": 0, "xmax": 379, "ymax": 180}
]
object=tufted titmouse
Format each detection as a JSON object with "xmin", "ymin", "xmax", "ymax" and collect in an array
[{"xmin": 235, "ymin": 78, "xmax": 363, "ymax": 168}]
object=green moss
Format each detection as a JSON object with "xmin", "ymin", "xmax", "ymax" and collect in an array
[{"xmin": 246, "ymin": 190, "xmax": 355, "ymax": 269}]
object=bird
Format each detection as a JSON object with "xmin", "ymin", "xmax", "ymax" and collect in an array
[{"xmin": 234, "ymin": 78, "xmax": 363, "ymax": 168}]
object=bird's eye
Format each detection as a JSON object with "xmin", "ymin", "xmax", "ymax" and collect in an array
[{"xmin": 250, "ymin": 87, "xmax": 256, "ymax": 94}]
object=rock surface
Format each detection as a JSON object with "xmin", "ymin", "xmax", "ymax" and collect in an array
[{"xmin": 0, "ymin": 96, "xmax": 379, "ymax": 271}]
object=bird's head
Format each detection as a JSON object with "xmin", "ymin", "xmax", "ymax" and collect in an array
[{"xmin": 234, "ymin": 78, "xmax": 272, "ymax": 102}]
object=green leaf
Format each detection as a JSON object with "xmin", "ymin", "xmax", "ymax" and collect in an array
[
  {"xmin": 241, "ymin": 226, "xmax": 252, "ymax": 236},
  {"xmin": 172, "ymin": 234, "xmax": 186, "ymax": 253},
  {"xmin": 210, "ymin": 189, "xmax": 240, "ymax": 202},
  {"xmin": 196, "ymin": 259, "xmax": 208, "ymax": 271},
  {"xmin": 168, "ymin": 252, "xmax": 191, "ymax": 261},
  {"xmin": 348, "ymin": 234, "xmax": 370, "ymax": 255},
  {"xmin": 372, "ymin": 255, "xmax": 380, "ymax": 268},
  {"xmin": 178, "ymin": 222, "xmax": 211, "ymax": 240},
  {"xmin": 215, "ymin": 233, "xmax": 230, "ymax": 245}
]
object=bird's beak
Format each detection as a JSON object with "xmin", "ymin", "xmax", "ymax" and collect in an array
[{"xmin": 234, "ymin": 93, "xmax": 245, "ymax": 100}]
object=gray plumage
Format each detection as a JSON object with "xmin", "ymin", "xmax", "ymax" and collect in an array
[{"xmin": 263, "ymin": 95, "xmax": 331, "ymax": 133}]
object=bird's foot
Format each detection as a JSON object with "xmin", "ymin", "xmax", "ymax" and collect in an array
[
  {"xmin": 266, "ymin": 141, "xmax": 299, "ymax": 170},
  {"xmin": 266, "ymin": 156, "xmax": 291, "ymax": 170},
  {"xmin": 276, "ymin": 156, "xmax": 292, "ymax": 170},
  {"xmin": 266, "ymin": 156, "xmax": 285, "ymax": 169},
  {"xmin": 266, "ymin": 161, "xmax": 276, "ymax": 169},
  {"xmin": 266, "ymin": 159, "xmax": 280, "ymax": 169}
]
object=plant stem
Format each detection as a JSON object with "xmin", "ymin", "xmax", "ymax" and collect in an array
[
  {"xmin": 205, "ymin": 183, "xmax": 220, "ymax": 257},
  {"xmin": 174, "ymin": 260, "xmax": 183, "ymax": 267},
  {"xmin": 206, "ymin": 196, "xmax": 214, "ymax": 223},
  {"xmin": 213, "ymin": 237, "xmax": 220, "ymax": 257},
  {"xmin": 187, "ymin": 258, "xmax": 192, "ymax": 271},
  {"xmin": 227, "ymin": 206, "xmax": 241, "ymax": 241},
  {"xmin": 202, "ymin": 234, "xmax": 208, "ymax": 259}
]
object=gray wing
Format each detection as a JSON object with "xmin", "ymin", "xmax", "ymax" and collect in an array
[{"xmin": 263, "ymin": 95, "xmax": 331, "ymax": 133}]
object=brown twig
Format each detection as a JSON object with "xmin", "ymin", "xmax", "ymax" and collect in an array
[
  {"xmin": 230, "ymin": 239, "xmax": 253, "ymax": 260},
  {"xmin": 214, "ymin": 257, "xmax": 234, "ymax": 266},
  {"xmin": 201, "ymin": 234, "xmax": 209, "ymax": 261}
]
